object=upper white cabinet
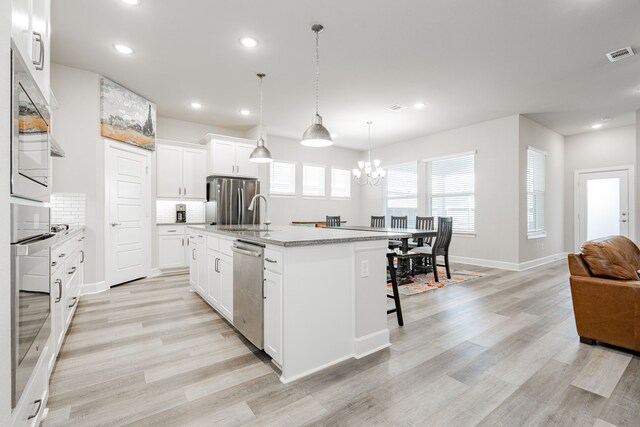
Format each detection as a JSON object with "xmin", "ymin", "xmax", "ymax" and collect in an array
[
  {"xmin": 201, "ymin": 134, "xmax": 259, "ymax": 178},
  {"xmin": 12, "ymin": 0, "xmax": 51, "ymax": 104},
  {"xmin": 156, "ymin": 142, "xmax": 207, "ymax": 200}
]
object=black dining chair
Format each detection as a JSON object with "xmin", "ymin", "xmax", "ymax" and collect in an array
[
  {"xmin": 386, "ymin": 251, "xmax": 404, "ymax": 326},
  {"xmin": 325, "ymin": 216, "xmax": 341, "ymax": 227},
  {"xmin": 371, "ymin": 216, "xmax": 385, "ymax": 228},
  {"xmin": 388, "ymin": 216, "xmax": 408, "ymax": 249},
  {"xmin": 412, "ymin": 217, "xmax": 453, "ymax": 282}
]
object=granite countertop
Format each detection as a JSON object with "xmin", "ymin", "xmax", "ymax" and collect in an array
[
  {"xmin": 157, "ymin": 222, "xmax": 208, "ymax": 226},
  {"xmin": 189, "ymin": 224, "xmax": 410, "ymax": 247},
  {"xmin": 51, "ymin": 226, "xmax": 85, "ymax": 247}
]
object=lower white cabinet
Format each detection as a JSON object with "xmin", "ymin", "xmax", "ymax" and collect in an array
[
  {"xmin": 206, "ymin": 249, "xmax": 220, "ymax": 306},
  {"xmin": 201, "ymin": 245, "xmax": 233, "ymax": 323},
  {"xmin": 158, "ymin": 225, "xmax": 188, "ymax": 270},
  {"xmin": 264, "ymin": 270, "xmax": 283, "ymax": 366},
  {"xmin": 218, "ymin": 254, "xmax": 233, "ymax": 321},
  {"xmin": 188, "ymin": 234, "xmax": 200, "ymax": 290}
]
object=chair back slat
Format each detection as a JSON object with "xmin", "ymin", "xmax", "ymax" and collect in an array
[
  {"xmin": 415, "ymin": 216, "xmax": 434, "ymax": 246},
  {"xmin": 433, "ymin": 217, "xmax": 453, "ymax": 254},
  {"xmin": 390, "ymin": 216, "xmax": 408, "ymax": 229},
  {"xmin": 371, "ymin": 216, "xmax": 385, "ymax": 228},
  {"xmin": 326, "ymin": 216, "xmax": 341, "ymax": 227}
]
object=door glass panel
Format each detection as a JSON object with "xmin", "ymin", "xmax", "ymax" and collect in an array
[{"xmin": 587, "ymin": 178, "xmax": 620, "ymax": 240}]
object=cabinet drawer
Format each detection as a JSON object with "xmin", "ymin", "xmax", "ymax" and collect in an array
[
  {"xmin": 219, "ymin": 238, "xmax": 233, "ymax": 257},
  {"xmin": 264, "ymin": 248, "xmax": 283, "ymax": 274},
  {"xmin": 159, "ymin": 225, "xmax": 186, "ymax": 236}
]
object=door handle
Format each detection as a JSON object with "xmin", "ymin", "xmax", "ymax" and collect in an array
[
  {"xmin": 265, "ymin": 258, "xmax": 277, "ymax": 263},
  {"xmin": 215, "ymin": 258, "xmax": 219, "ymax": 273},
  {"xmin": 55, "ymin": 279, "xmax": 62, "ymax": 303},
  {"xmin": 27, "ymin": 399, "xmax": 42, "ymax": 420},
  {"xmin": 68, "ymin": 297, "xmax": 78, "ymax": 308},
  {"xmin": 32, "ymin": 32, "xmax": 44, "ymax": 70},
  {"xmin": 181, "ymin": 238, "xmax": 184, "ymax": 247},
  {"xmin": 178, "ymin": 187, "xmax": 181, "ymax": 196},
  {"xmin": 192, "ymin": 248, "xmax": 196, "ymax": 260},
  {"xmin": 68, "ymin": 266, "xmax": 77, "ymax": 275},
  {"xmin": 111, "ymin": 222, "xmax": 121, "ymax": 227},
  {"xmin": 80, "ymin": 250, "xmax": 85, "ymax": 263}
]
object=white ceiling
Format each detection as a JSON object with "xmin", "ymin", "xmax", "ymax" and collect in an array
[{"xmin": 51, "ymin": 0, "xmax": 640, "ymax": 150}]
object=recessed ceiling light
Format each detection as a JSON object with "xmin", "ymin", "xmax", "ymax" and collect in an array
[
  {"xmin": 190, "ymin": 102, "xmax": 202, "ymax": 110},
  {"xmin": 591, "ymin": 123, "xmax": 603, "ymax": 129},
  {"xmin": 601, "ymin": 116, "xmax": 612, "ymax": 122},
  {"xmin": 414, "ymin": 102, "xmax": 426, "ymax": 109},
  {"xmin": 240, "ymin": 109, "xmax": 251, "ymax": 116},
  {"xmin": 113, "ymin": 44, "xmax": 134, "ymax": 55},
  {"xmin": 120, "ymin": 0, "xmax": 141, "ymax": 5},
  {"xmin": 239, "ymin": 37, "xmax": 259, "ymax": 48}
]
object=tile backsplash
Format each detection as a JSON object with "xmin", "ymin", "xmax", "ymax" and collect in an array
[
  {"xmin": 156, "ymin": 200, "xmax": 205, "ymax": 223},
  {"xmin": 50, "ymin": 193, "xmax": 86, "ymax": 226}
]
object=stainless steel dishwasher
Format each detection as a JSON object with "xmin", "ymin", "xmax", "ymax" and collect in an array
[{"xmin": 231, "ymin": 240, "xmax": 265, "ymax": 349}]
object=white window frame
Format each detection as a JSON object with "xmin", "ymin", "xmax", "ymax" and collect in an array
[
  {"xmin": 384, "ymin": 161, "xmax": 418, "ymax": 228},
  {"xmin": 424, "ymin": 151, "xmax": 476, "ymax": 236},
  {"xmin": 527, "ymin": 146, "xmax": 547, "ymax": 239},
  {"xmin": 302, "ymin": 163, "xmax": 326, "ymax": 198},
  {"xmin": 330, "ymin": 167, "xmax": 352, "ymax": 200},
  {"xmin": 269, "ymin": 160, "xmax": 297, "ymax": 197}
]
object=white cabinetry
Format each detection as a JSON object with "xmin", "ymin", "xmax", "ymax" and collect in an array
[
  {"xmin": 196, "ymin": 235, "xmax": 233, "ymax": 322},
  {"xmin": 11, "ymin": 0, "xmax": 50, "ymax": 104},
  {"xmin": 156, "ymin": 142, "xmax": 207, "ymax": 200},
  {"xmin": 263, "ymin": 247, "xmax": 283, "ymax": 366},
  {"xmin": 203, "ymin": 135, "xmax": 258, "ymax": 178},
  {"xmin": 218, "ymin": 254, "xmax": 233, "ymax": 321},
  {"xmin": 158, "ymin": 225, "xmax": 187, "ymax": 269}
]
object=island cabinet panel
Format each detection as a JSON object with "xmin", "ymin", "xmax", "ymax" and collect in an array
[{"xmin": 264, "ymin": 269, "xmax": 283, "ymax": 366}]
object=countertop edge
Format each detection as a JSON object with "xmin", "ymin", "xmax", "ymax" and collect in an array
[{"xmin": 52, "ymin": 227, "xmax": 85, "ymax": 247}]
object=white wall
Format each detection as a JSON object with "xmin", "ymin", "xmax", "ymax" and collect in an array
[
  {"xmin": 518, "ymin": 116, "xmax": 565, "ymax": 262},
  {"xmin": 157, "ymin": 116, "xmax": 245, "ymax": 143},
  {"xmin": 258, "ymin": 135, "xmax": 364, "ymax": 226},
  {"xmin": 1, "ymin": 1, "xmax": 12, "ymax": 423},
  {"xmin": 360, "ymin": 115, "xmax": 521, "ymax": 266},
  {"xmin": 51, "ymin": 63, "xmax": 105, "ymax": 285},
  {"xmin": 564, "ymin": 124, "xmax": 636, "ymax": 251}
]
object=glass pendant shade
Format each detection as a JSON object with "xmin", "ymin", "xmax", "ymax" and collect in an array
[
  {"xmin": 249, "ymin": 138, "xmax": 273, "ymax": 163},
  {"xmin": 301, "ymin": 114, "xmax": 333, "ymax": 147}
]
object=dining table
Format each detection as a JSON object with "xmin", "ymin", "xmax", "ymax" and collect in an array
[{"xmin": 327, "ymin": 225, "xmax": 437, "ymax": 283}]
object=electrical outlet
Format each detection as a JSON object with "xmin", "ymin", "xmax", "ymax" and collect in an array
[{"xmin": 360, "ymin": 260, "xmax": 369, "ymax": 278}]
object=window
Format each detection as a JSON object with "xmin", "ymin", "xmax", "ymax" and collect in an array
[
  {"xmin": 385, "ymin": 162, "xmax": 418, "ymax": 227},
  {"xmin": 269, "ymin": 161, "xmax": 296, "ymax": 196},
  {"xmin": 331, "ymin": 168, "xmax": 351, "ymax": 199},
  {"xmin": 426, "ymin": 152, "xmax": 475, "ymax": 234},
  {"xmin": 527, "ymin": 147, "xmax": 546, "ymax": 238},
  {"xmin": 302, "ymin": 164, "xmax": 325, "ymax": 197}
]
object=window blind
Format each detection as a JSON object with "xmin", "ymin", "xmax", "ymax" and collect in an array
[
  {"xmin": 527, "ymin": 148, "xmax": 546, "ymax": 236},
  {"xmin": 269, "ymin": 161, "xmax": 296, "ymax": 196},
  {"xmin": 385, "ymin": 162, "xmax": 418, "ymax": 227},
  {"xmin": 331, "ymin": 168, "xmax": 351, "ymax": 198},
  {"xmin": 302, "ymin": 164, "xmax": 325, "ymax": 197},
  {"xmin": 427, "ymin": 153, "xmax": 475, "ymax": 234}
]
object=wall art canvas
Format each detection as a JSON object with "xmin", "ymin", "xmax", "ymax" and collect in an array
[{"xmin": 100, "ymin": 78, "xmax": 156, "ymax": 150}]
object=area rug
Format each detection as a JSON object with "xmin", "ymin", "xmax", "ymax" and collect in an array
[{"xmin": 387, "ymin": 267, "xmax": 486, "ymax": 296}]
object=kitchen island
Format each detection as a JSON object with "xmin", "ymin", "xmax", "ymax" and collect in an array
[{"xmin": 187, "ymin": 225, "xmax": 409, "ymax": 383}]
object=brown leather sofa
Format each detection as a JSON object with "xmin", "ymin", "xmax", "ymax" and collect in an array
[{"xmin": 568, "ymin": 235, "xmax": 640, "ymax": 352}]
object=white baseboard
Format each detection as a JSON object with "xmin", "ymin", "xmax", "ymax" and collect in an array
[
  {"xmin": 279, "ymin": 354, "xmax": 353, "ymax": 384},
  {"xmin": 353, "ymin": 329, "xmax": 391, "ymax": 359},
  {"xmin": 451, "ymin": 252, "xmax": 567, "ymax": 272},
  {"xmin": 81, "ymin": 280, "xmax": 108, "ymax": 295},
  {"xmin": 149, "ymin": 268, "xmax": 162, "ymax": 277}
]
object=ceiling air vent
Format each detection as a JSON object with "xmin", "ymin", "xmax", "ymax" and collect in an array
[
  {"xmin": 387, "ymin": 104, "xmax": 407, "ymax": 112},
  {"xmin": 606, "ymin": 46, "xmax": 634, "ymax": 63}
]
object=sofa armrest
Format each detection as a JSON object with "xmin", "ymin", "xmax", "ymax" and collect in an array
[{"xmin": 569, "ymin": 275, "xmax": 639, "ymax": 351}]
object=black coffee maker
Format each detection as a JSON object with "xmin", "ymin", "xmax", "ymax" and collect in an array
[{"xmin": 176, "ymin": 204, "xmax": 186, "ymax": 223}]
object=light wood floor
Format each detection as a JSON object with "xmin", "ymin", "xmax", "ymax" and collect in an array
[{"xmin": 44, "ymin": 262, "xmax": 640, "ymax": 426}]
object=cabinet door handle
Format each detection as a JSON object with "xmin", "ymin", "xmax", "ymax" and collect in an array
[
  {"xmin": 263, "ymin": 278, "xmax": 267, "ymax": 299},
  {"xmin": 68, "ymin": 297, "xmax": 78, "ymax": 308},
  {"xmin": 181, "ymin": 238, "xmax": 184, "ymax": 247},
  {"xmin": 27, "ymin": 399, "xmax": 42, "ymax": 420},
  {"xmin": 59, "ymin": 253, "xmax": 66, "ymax": 258},
  {"xmin": 265, "ymin": 258, "xmax": 277, "ymax": 263},
  {"xmin": 51, "ymin": 261, "xmax": 57, "ymax": 267},
  {"xmin": 192, "ymin": 248, "xmax": 196, "ymax": 260},
  {"xmin": 184, "ymin": 187, "xmax": 187, "ymax": 196},
  {"xmin": 55, "ymin": 279, "xmax": 62, "ymax": 303},
  {"xmin": 178, "ymin": 187, "xmax": 182, "ymax": 196},
  {"xmin": 32, "ymin": 32, "xmax": 44, "ymax": 70},
  {"xmin": 68, "ymin": 266, "xmax": 77, "ymax": 275},
  {"xmin": 80, "ymin": 250, "xmax": 85, "ymax": 264},
  {"xmin": 215, "ymin": 258, "xmax": 219, "ymax": 273}
]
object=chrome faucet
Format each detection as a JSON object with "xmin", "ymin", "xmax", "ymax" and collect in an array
[{"xmin": 248, "ymin": 194, "xmax": 271, "ymax": 230}]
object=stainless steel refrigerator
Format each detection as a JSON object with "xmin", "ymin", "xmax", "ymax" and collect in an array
[{"xmin": 205, "ymin": 176, "xmax": 260, "ymax": 225}]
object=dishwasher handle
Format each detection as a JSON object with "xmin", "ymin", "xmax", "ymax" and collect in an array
[{"xmin": 231, "ymin": 244, "xmax": 262, "ymax": 258}]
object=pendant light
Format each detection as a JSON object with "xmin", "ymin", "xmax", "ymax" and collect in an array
[
  {"xmin": 301, "ymin": 24, "xmax": 333, "ymax": 147},
  {"xmin": 353, "ymin": 121, "xmax": 385, "ymax": 186},
  {"xmin": 249, "ymin": 73, "xmax": 273, "ymax": 163}
]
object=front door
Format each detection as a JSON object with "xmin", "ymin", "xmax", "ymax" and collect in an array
[
  {"xmin": 577, "ymin": 169, "xmax": 630, "ymax": 247},
  {"xmin": 107, "ymin": 144, "xmax": 149, "ymax": 286}
]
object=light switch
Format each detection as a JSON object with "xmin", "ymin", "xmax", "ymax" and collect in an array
[{"xmin": 360, "ymin": 260, "xmax": 369, "ymax": 278}]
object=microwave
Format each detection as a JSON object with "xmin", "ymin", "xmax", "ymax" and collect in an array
[{"xmin": 11, "ymin": 42, "xmax": 51, "ymax": 202}]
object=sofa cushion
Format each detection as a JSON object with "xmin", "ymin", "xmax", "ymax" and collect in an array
[
  {"xmin": 609, "ymin": 235, "xmax": 640, "ymax": 271},
  {"xmin": 581, "ymin": 237, "xmax": 640, "ymax": 281}
]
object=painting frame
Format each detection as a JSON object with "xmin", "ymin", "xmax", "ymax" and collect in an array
[{"xmin": 100, "ymin": 77, "xmax": 156, "ymax": 151}]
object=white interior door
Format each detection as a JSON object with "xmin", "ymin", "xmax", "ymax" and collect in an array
[
  {"xmin": 577, "ymin": 169, "xmax": 629, "ymax": 247},
  {"xmin": 107, "ymin": 144, "xmax": 149, "ymax": 286}
]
